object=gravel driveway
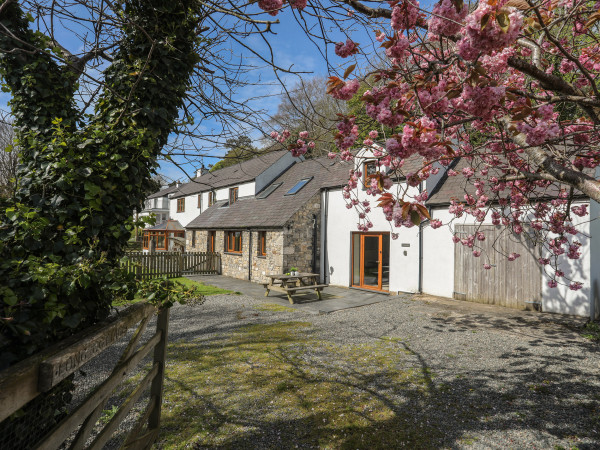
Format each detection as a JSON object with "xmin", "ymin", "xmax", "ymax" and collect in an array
[
  {"xmin": 148, "ymin": 292, "xmax": 600, "ymax": 449},
  {"xmin": 71, "ymin": 291, "xmax": 600, "ymax": 449}
]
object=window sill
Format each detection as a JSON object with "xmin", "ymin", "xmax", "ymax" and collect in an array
[
  {"xmin": 257, "ymin": 255, "xmax": 267, "ymax": 259},
  {"xmin": 224, "ymin": 251, "xmax": 243, "ymax": 255}
]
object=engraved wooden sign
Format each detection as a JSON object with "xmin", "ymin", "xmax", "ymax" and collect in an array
[{"xmin": 38, "ymin": 303, "xmax": 155, "ymax": 391}]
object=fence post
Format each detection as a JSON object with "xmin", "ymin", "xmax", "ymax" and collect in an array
[{"xmin": 148, "ymin": 308, "xmax": 169, "ymax": 432}]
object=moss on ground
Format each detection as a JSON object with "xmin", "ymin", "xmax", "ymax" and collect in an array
[
  {"xmin": 157, "ymin": 321, "xmax": 441, "ymax": 448},
  {"xmin": 253, "ymin": 303, "xmax": 296, "ymax": 313}
]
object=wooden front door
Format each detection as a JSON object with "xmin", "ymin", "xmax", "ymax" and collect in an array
[
  {"xmin": 351, "ymin": 232, "xmax": 390, "ymax": 291},
  {"xmin": 454, "ymin": 225, "xmax": 542, "ymax": 309}
]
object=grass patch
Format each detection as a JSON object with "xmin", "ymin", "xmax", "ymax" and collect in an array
[
  {"xmin": 253, "ymin": 303, "xmax": 296, "ymax": 313},
  {"xmin": 581, "ymin": 321, "xmax": 600, "ymax": 341},
  {"xmin": 112, "ymin": 277, "xmax": 235, "ymax": 307},
  {"xmin": 157, "ymin": 321, "xmax": 441, "ymax": 449}
]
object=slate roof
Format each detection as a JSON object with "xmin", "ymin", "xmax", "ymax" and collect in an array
[
  {"xmin": 186, "ymin": 156, "xmax": 352, "ymax": 229},
  {"xmin": 426, "ymin": 158, "xmax": 589, "ymax": 206},
  {"xmin": 169, "ymin": 150, "xmax": 289, "ymax": 199},
  {"xmin": 147, "ymin": 184, "xmax": 179, "ymax": 199},
  {"xmin": 146, "ymin": 219, "xmax": 184, "ymax": 231}
]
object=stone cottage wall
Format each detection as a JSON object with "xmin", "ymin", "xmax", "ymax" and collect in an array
[
  {"xmin": 186, "ymin": 229, "xmax": 284, "ymax": 282},
  {"xmin": 282, "ymin": 193, "xmax": 321, "ymax": 275},
  {"xmin": 186, "ymin": 230, "xmax": 208, "ymax": 251},
  {"xmin": 250, "ymin": 230, "xmax": 284, "ymax": 283}
]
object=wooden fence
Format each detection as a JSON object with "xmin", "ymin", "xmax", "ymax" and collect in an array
[
  {"xmin": 0, "ymin": 302, "xmax": 168, "ymax": 449},
  {"xmin": 123, "ymin": 251, "xmax": 220, "ymax": 281}
]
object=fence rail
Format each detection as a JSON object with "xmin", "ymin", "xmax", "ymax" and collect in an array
[
  {"xmin": 0, "ymin": 302, "xmax": 168, "ymax": 449},
  {"xmin": 123, "ymin": 251, "xmax": 220, "ymax": 281}
]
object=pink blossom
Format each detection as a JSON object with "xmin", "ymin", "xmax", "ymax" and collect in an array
[
  {"xmin": 428, "ymin": 0, "xmax": 467, "ymax": 37},
  {"xmin": 369, "ymin": 130, "xmax": 379, "ymax": 139},
  {"xmin": 457, "ymin": 2, "xmax": 523, "ymax": 61},
  {"xmin": 571, "ymin": 204, "xmax": 588, "ymax": 217},
  {"xmin": 548, "ymin": 280, "xmax": 558, "ymax": 288},
  {"xmin": 386, "ymin": 34, "xmax": 409, "ymax": 60},
  {"xmin": 299, "ymin": 130, "xmax": 309, "ymax": 139},
  {"xmin": 507, "ymin": 252, "xmax": 520, "ymax": 261},
  {"xmin": 430, "ymin": 219, "xmax": 442, "ymax": 229},
  {"xmin": 329, "ymin": 79, "xmax": 360, "ymax": 100},
  {"xmin": 483, "ymin": 263, "xmax": 492, "ymax": 270},
  {"xmin": 569, "ymin": 282, "xmax": 583, "ymax": 291},
  {"xmin": 258, "ymin": 0, "xmax": 283, "ymax": 16},
  {"xmin": 335, "ymin": 39, "xmax": 359, "ymax": 58},
  {"xmin": 539, "ymin": 258, "xmax": 550, "ymax": 265},
  {"xmin": 288, "ymin": 0, "xmax": 307, "ymax": 10},
  {"xmin": 473, "ymin": 250, "xmax": 481, "ymax": 257},
  {"xmin": 391, "ymin": 0, "xmax": 420, "ymax": 31}
]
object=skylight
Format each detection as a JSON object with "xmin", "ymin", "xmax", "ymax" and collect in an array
[
  {"xmin": 285, "ymin": 177, "xmax": 313, "ymax": 195},
  {"xmin": 257, "ymin": 182, "xmax": 282, "ymax": 199}
]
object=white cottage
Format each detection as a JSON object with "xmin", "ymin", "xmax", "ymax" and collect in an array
[
  {"xmin": 319, "ymin": 148, "xmax": 445, "ymax": 294},
  {"xmin": 168, "ymin": 150, "xmax": 301, "ymax": 227},
  {"xmin": 321, "ymin": 151, "xmax": 600, "ymax": 319}
]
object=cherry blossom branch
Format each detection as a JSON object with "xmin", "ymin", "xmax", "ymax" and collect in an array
[{"xmin": 500, "ymin": 116, "xmax": 600, "ymax": 202}]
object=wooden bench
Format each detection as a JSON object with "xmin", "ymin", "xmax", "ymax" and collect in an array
[{"xmin": 263, "ymin": 274, "xmax": 328, "ymax": 304}]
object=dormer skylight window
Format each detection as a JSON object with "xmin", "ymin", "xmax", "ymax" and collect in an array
[
  {"xmin": 257, "ymin": 182, "xmax": 282, "ymax": 199},
  {"xmin": 285, "ymin": 177, "xmax": 313, "ymax": 195}
]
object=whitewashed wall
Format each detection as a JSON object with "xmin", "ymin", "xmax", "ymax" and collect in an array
[
  {"xmin": 424, "ymin": 203, "xmax": 592, "ymax": 317},
  {"xmin": 169, "ymin": 194, "xmax": 202, "ymax": 227},
  {"xmin": 170, "ymin": 181, "xmax": 257, "ymax": 227},
  {"xmin": 324, "ymin": 186, "xmax": 421, "ymax": 294}
]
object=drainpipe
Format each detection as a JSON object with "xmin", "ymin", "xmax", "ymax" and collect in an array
[
  {"xmin": 311, "ymin": 214, "xmax": 318, "ymax": 274},
  {"xmin": 418, "ymin": 182, "xmax": 423, "ymax": 294},
  {"xmin": 321, "ymin": 189, "xmax": 329, "ymax": 284},
  {"xmin": 247, "ymin": 229, "xmax": 252, "ymax": 281}
]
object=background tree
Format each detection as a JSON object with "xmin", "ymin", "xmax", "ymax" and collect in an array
[
  {"xmin": 210, "ymin": 136, "xmax": 260, "ymax": 172},
  {"xmin": 269, "ymin": 76, "xmax": 348, "ymax": 156}
]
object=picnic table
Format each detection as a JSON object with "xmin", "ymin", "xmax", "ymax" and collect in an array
[{"xmin": 263, "ymin": 273, "xmax": 328, "ymax": 304}]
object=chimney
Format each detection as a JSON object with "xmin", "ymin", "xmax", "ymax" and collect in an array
[{"xmin": 196, "ymin": 164, "xmax": 209, "ymax": 178}]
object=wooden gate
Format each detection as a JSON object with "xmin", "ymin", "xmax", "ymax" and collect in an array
[
  {"xmin": 0, "ymin": 302, "xmax": 169, "ymax": 449},
  {"xmin": 454, "ymin": 225, "xmax": 542, "ymax": 309}
]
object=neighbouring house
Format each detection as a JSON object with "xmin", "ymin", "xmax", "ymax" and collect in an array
[
  {"xmin": 169, "ymin": 150, "xmax": 300, "ymax": 227},
  {"xmin": 142, "ymin": 219, "xmax": 185, "ymax": 252},
  {"xmin": 138, "ymin": 184, "xmax": 179, "ymax": 226},
  {"xmin": 185, "ymin": 156, "xmax": 351, "ymax": 283}
]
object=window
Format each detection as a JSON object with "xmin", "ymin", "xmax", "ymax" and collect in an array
[
  {"xmin": 285, "ymin": 177, "xmax": 313, "ymax": 195},
  {"xmin": 258, "ymin": 231, "xmax": 267, "ymax": 256},
  {"xmin": 226, "ymin": 230, "xmax": 242, "ymax": 253},
  {"xmin": 207, "ymin": 231, "xmax": 215, "ymax": 252},
  {"xmin": 229, "ymin": 187, "xmax": 239, "ymax": 204},
  {"xmin": 197, "ymin": 194, "xmax": 202, "ymax": 209},
  {"xmin": 191, "ymin": 230, "xmax": 196, "ymax": 247},
  {"xmin": 364, "ymin": 161, "xmax": 378, "ymax": 186},
  {"xmin": 257, "ymin": 182, "xmax": 282, "ymax": 199},
  {"xmin": 208, "ymin": 191, "xmax": 215, "ymax": 207},
  {"xmin": 153, "ymin": 198, "xmax": 158, "ymax": 208},
  {"xmin": 177, "ymin": 198, "xmax": 185, "ymax": 212}
]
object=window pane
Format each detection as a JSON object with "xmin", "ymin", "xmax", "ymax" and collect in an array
[
  {"xmin": 352, "ymin": 233, "xmax": 361, "ymax": 285},
  {"xmin": 257, "ymin": 183, "xmax": 282, "ymax": 199},
  {"xmin": 285, "ymin": 177, "xmax": 312, "ymax": 195}
]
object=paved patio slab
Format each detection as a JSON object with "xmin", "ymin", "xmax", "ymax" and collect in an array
[{"xmin": 186, "ymin": 274, "xmax": 403, "ymax": 314}]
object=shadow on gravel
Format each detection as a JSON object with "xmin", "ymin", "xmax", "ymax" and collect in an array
[{"xmin": 155, "ymin": 319, "xmax": 600, "ymax": 449}]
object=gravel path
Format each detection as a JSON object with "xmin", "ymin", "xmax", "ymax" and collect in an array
[{"xmin": 75, "ymin": 292, "xmax": 600, "ymax": 449}]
